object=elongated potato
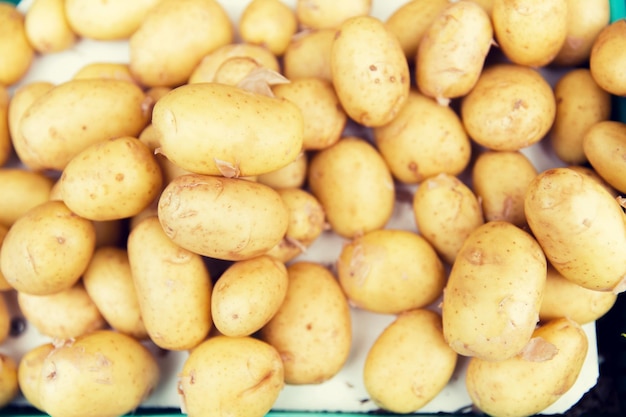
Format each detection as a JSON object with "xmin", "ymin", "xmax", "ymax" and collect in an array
[
  {"xmin": 24, "ymin": 0, "xmax": 76, "ymax": 53},
  {"xmin": 0, "ymin": 3, "xmax": 34, "ymax": 86},
  {"xmin": 582, "ymin": 120, "xmax": 626, "ymax": 193},
  {"xmin": 0, "ymin": 169, "xmax": 54, "ymax": 228}
]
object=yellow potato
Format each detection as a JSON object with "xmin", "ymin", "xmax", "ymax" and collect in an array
[
  {"xmin": 374, "ymin": 91, "xmax": 471, "ymax": 184},
  {"xmin": 72, "ymin": 62, "xmax": 138, "ymax": 84},
  {"xmin": 0, "ymin": 3, "xmax": 34, "ymax": 86},
  {"xmin": 178, "ymin": 335, "xmax": 284, "ymax": 417},
  {"xmin": 128, "ymin": 216, "xmax": 213, "ymax": 350},
  {"xmin": 0, "ymin": 225, "xmax": 11, "ymax": 291},
  {"xmin": 471, "ymin": 150, "xmax": 538, "ymax": 227},
  {"xmin": 277, "ymin": 187, "xmax": 326, "ymax": 246},
  {"xmin": 583, "ymin": 120, "xmax": 626, "ymax": 194},
  {"xmin": 59, "ymin": 136, "xmax": 163, "ymax": 221},
  {"xmin": 553, "ymin": 0, "xmax": 610, "ymax": 66},
  {"xmin": 308, "ymin": 137, "xmax": 395, "ymax": 238},
  {"xmin": 17, "ymin": 343, "xmax": 55, "ymax": 411},
  {"xmin": 0, "ymin": 87, "xmax": 11, "ymax": 167},
  {"xmin": 283, "ymin": 28, "xmax": 335, "ymax": 82},
  {"xmin": 0, "ymin": 293, "xmax": 9, "ymax": 344},
  {"xmin": 260, "ymin": 261, "xmax": 352, "ymax": 385},
  {"xmin": 0, "ymin": 200, "xmax": 96, "ymax": 296},
  {"xmin": 330, "ymin": 15, "xmax": 410, "ymax": 127},
  {"xmin": 83, "ymin": 246, "xmax": 148, "ymax": 339},
  {"xmin": 0, "ymin": 354, "xmax": 18, "ymax": 408},
  {"xmin": 158, "ymin": 174, "xmax": 289, "ymax": 261},
  {"xmin": 524, "ymin": 167, "xmax": 626, "ymax": 292},
  {"xmin": 442, "ymin": 221, "xmax": 547, "ymax": 361},
  {"xmin": 152, "ymin": 82, "xmax": 304, "ymax": 177},
  {"xmin": 38, "ymin": 330, "xmax": 160, "ymax": 417},
  {"xmin": 17, "ymin": 282, "xmax": 106, "ymax": 339},
  {"xmin": 256, "ymin": 151, "xmax": 307, "ymax": 190},
  {"xmin": 17, "ymin": 79, "xmax": 151, "ymax": 171},
  {"xmin": 567, "ymin": 164, "xmax": 618, "ymax": 197},
  {"xmin": 492, "ymin": 0, "xmax": 568, "ymax": 67},
  {"xmin": 24, "ymin": 0, "xmax": 76, "ymax": 53},
  {"xmin": 416, "ymin": 0, "xmax": 493, "ymax": 105},
  {"xmin": 212, "ymin": 255, "xmax": 288, "ymax": 337},
  {"xmin": 129, "ymin": 0, "xmax": 233, "ymax": 87},
  {"xmin": 466, "ymin": 317, "xmax": 588, "ymax": 417},
  {"xmin": 337, "ymin": 229, "xmax": 445, "ymax": 314},
  {"xmin": 590, "ymin": 18, "xmax": 626, "ymax": 95},
  {"xmin": 0, "ymin": 169, "xmax": 53, "ymax": 228},
  {"xmin": 412, "ymin": 173, "xmax": 484, "ymax": 265},
  {"xmin": 213, "ymin": 56, "xmax": 262, "ymax": 86},
  {"xmin": 296, "ymin": 0, "xmax": 371, "ymax": 29},
  {"xmin": 239, "ymin": 0, "xmax": 297, "ymax": 56},
  {"xmin": 461, "ymin": 63, "xmax": 556, "ymax": 151},
  {"xmin": 364, "ymin": 309, "xmax": 458, "ymax": 414}
]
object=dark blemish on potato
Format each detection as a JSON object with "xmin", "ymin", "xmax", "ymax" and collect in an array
[
  {"xmin": 369, "ymin": 64, "xmax": 377, "ymax": 71},
  {"xmin": 9, "ymin": 316, "xmax": 27, "ymax": 337},
  {"xmin": 305, "ymin": 323, "xmax": 313, "ymax": 330},
  {"xmin": 115, "ymin": 173, "xmax": 124, "ymax": 181},
  {"xmin": 232, "ymin": 313, "xmax": 239, "ymax": 320},
  {"xmin": 389, "ymin": 76, "xmax": 396, "ymax": 83},
  {"xmin": 56, "ymin": 236, "xmax": 65, "ymax": 244},
  {"xmin": 334, "ymin": 30, "xmax": 341, "ymax": 40},
  {"xmin": 81, "ymin": 125, "xmax": 87, "ymax": 131}
]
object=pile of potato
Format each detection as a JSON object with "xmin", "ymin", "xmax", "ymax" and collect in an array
[{"xmin": 0, "ymin": 0, "xmax": 625, "ymax": 416}]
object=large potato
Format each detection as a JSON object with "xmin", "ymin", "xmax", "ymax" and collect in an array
[
  {"xmin": 24, "ymin": 0, "xmax": 76, "ymax": 53},
  {"xmin": 331, "ymin": 15, "xmax": 410, "ymax": 127},
  {"xmin": 0, "ymin": 3, "xmax": 34, "ymax": 86},
  {"xmin": 296, "ymin": 0, "xmax": 371, "ymax": 30},
  {"xmin": 582, "ymin": 120, "xmax": 626, "ymax": 194},
  {"xmin": 442, "ymin": 221, "xmax": 547, "ymax": 361},
  {"xmin": 0, "ymin": 169, "xmax": 54, "ymax": 228},
  {"xmin": 590, "ymin": 19, "xmax": 626, "ymax": 96}
]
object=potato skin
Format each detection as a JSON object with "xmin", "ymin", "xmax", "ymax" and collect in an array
[
  {"xmin": 25, "ymin": 0, "xmax": 76, "ymax": 53},
  {"xmin": 239, "ymin": 0, "xmax": 297, "ymax": 56},
  {"xmin": 583, "ymin": 120, "xmax": 626, "ymax": 194},
  {"xmin": 283, "ymin": 29, "xmax": 335, "ymax": 82},
  {"xmin": 590, "ymin": 19, "xmax": 626, "ymax": 96},
  {"xmin": 0, "ymin": 87, "xmax": 11, "ymax": 167},
  {"xmin": 296, "ymin": 0, "xmax": 371, "ymax": 30},
  {"xmin": 0, "ymin": 354, "xmax": 18, "ymax": 408},
  {"xmin": 0, "ymin": 4, "xmax": 34, "ymax": 86},
  {"xmin": 0, "ymin": 169, "xmax": 54, "ymax": 228},
  {"xmin": 17, "ymin": 343, "xmax": 55, "ymax": 411}
]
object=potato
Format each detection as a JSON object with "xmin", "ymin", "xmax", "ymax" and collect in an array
[
  {"xmin": 272, "ymin": 77, "xmax": 346, "ymax": 150},
  {"xmin": 277, "ymin": 187, "xmax": 326, "ymax": 246},
  {"xmin": 330, "ymin": 15, "xmax": 410, "ymax": 127},
  {"xmin": 73, "ymin": 62, "xmax": 137, "ymax": 84},
  {"xmin": 461, "ymin": 63, "xmax": 556, "ymax": 151},
  {"xmin": 0, "ymin": 87, "xmax": 11, "ymax": 167},
  {"xmin": 178, "ymin": 335, "xmax": 284, "ymax": 417},
  {"xmin": 0, "ymin": 200, "xmax": 96, "ymax": 296},
  {"xmin": 128, "ymin": 216, "xmax": 213, "ymax": 350},
  {"xmin": 17, "ymin": 343, "xmax": 55, "ymax": 411},
  {"xmin": 17, "ymin": 79, "xmax": 151, "ymax": 171},
  {"xmin": 256, "ymin": 151, "xmax": 307, "ymax": 190},
  {"xmin": 492, "ymin": 0, "xmax": 568, "ymax": 67},
  {"xmin": 363, "ymin": 309, "xmax": 457, "ymax": 414},
  {"xmin": 283, "ymin": 28, "xmax": 335, "ymax": 82},
  {"xmin": 0, "ymin": 354, "xmax": 18, "ymax": 408},
  {"xmin": 412, "ymin": 173, "xmax": 484, "ymax": 265},
  {"xmin": 525, "ymin": 167, "xmax": 626, "ymax": 292},
  {"xmin": 583, "ymin": 120, "xmax": 626, "ymax": 194},
  {"xmin": 239, "ymin": 0, "xmax": 297, "ymax": 56},
  {"xmin": 213, "ymin": 57, "xmax": 262, "ymax": 86},
  {"xmin": 442, "ymin": 221, "xmax": 547, "ymax": 361},
  {"xmin": 260, "ymin": 261, "xmax": 351, "ymax": 384},
  {"xmin": 38, "ymin": 330, "xmax": 160, "ymax": 417},
  {"xmin": 296, "ymin": 0, "xmax": 371, "ymax": 29},
  {"xmin": 540, "ymin": 265, "xmax": 617, "ymax": 325},
  {"xmin": 129, "ymin": 0, "xmax": 233, "ymax": 87},
  {"xmin": 158, "ymin": 174, "xmax": 289, "ymax": 261},
  {"xmin": 471, "ymin": 150, "xmax": 538, "ymax": 227},
  {"xmin": 24, "ymin": 0, "xmax": 76, "ymax": 53},
  {"xmin": 337, "ymin": 229, "xmax": 445, "ymax": 314},
  {"xmin": 0, "ymin": 3, "xmax": 34, "ymax": 86},
  {"xmin": 0, "ymin": 169, "xmax": 54, "ymax": 228},
  {"xmin": 59, "ymin": 136, "xmax": 163, "ymax": 221},
  {"xmin": 212, "ymin": 255, "xmax": 288, "ymax": 337},
  {"xmin": 0, "ymin": 293, "xmax": 9, "ymax": 344},
  {"xmin": 590, "ymin": 19, "xmax": 626, "ymax": 96},
  {"xmin": 83, "ymin": 246, "xmax": 148, "ymax": 339},
  {"xmin": 308, "ymin": 137, "xmax": 395, "ymax": 238},
  {"xmin": 552, "ymin": 0, "xmax": 610, "ymax": 66},
  {"xmin": 550, "ymin": 69, "xmax": 612, "ymax": 165},
  {"xmin": 152, "ymin": 82, "xmax": 304, "ymax": 177},
  {"xmin": 416, "ymin": 0, "xmax": 493, "ymax": 105},
  {"xmin": 17, "ymin": 282, "xmax": 106, "ymax": 339},
  {"xmin": 0, "ymin": 225, "xmax": 11, "ymax": 291},
  {"xmin": 374, "ymin": 91, "xmax": 471, "ymax": 184},
  {"xmin": 466, "ymin": 317, "xmax": 588, "ymax": 417}
]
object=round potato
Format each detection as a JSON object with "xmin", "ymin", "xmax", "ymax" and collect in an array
[
  {"xmin": 0, "ymin": 169, "xmax": 54, "ymax": 228},
  {"xmin": 17, "ymin": 343, "xmax": 55, "ymax": 411},
  {"xmin": 0, "ymin": 3, "xmax": 34, "ymax": 86},
  {"xmin": 72, "ymin": 62, "xmax": 137, "ymax": 84},
  {"xmin": 296, "ymin": 0, "xmax": 371, "ymax": 29},
  {"xmin": 283, "ymin": 28, "xmax": 335, "ymax": 82},
  {"xmin": 0, "ymin": 87, "xmax": 11, "ymax": 167},
  {"xmin": 590, "ymin": 19, "xmax": 626, "ymax": 96},
  {"xmin": 582, "ymin": 120, "xmax": 626, "ymax": 194},
  {"xmin": 277, "ymin": 187, "xmax": 326, "ymax": 246},
  {"xmin": 364, "ymin": 309, "xmax": 457, "ymax": 414},
  {"xmin": 256, "ymin": 151, "xmax": 307, "ymax": 190},
  {"xmin": 0, "ymin": 354, "xmax": 18, "ymax": 408},
  {"xmin": 24, "ymin": 0, "xmax": 76, "ymax": 53},
  {"xmin": 239, "ymin": 0, "xmax": 297, "ymax": 56}
]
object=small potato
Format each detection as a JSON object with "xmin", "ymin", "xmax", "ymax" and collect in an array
[
  {"xmin": 374, "ymin": 91, "xmax": 471, "ymax": 184},
  {"xmin": 590, "ymin": 19, "xmax": 626, "ymax": 96},
  {"xmin": 128, "ymin": 217, "xmax": 213, "ymax": 350},
  {"xmin": 466, "ymin": 318, "xmax": 588, "ymax": 417},
  {"xmin": 283, "ymin": 28, "xmax": 335, "ymax": 82},
  {"xmin": 416, "ymin": 0, "xmax": 493, "ymax": 105},
  {"xmin": 0, "ymin": 87, "xmax": 11, "ymax": 167},
  {"xmin": 442, "ymin": 221, "xmax": 547, "ymax": 361},
  {"xmin": 59, "ymin": 136, "xmax": 163, "ymax": 221},
  {"xmin": 257, "ymin": 151, "xmax": 307, "ymax": 190},
  {"xmin": 239, "ymin": 0, "xmax": 297, "ymax": 56},
  {"xmin": 337, "ymin": 229, "xmax": 445, "ymax": 314},
  {"xmin": 17, "ymin": 283, "xmax": 106, "ymax": 339},
  {"xmin": 471, "ymin": 150, "xmax": 538, "ymax": 227},
  {"xmin": 17, "ymin": 343, "xmax": 55, "ymax": 411},
  {"xmin": 308, "ymin": 137, "xmax": 395, "ymax": 238},
  {"xmin": 461, "ymin": 64, "xmax": 556, "ymax": 151},
  {"xmin": 24, "ymin": 0, "xmax": 76, "ymax": 54},
  {"xmin": 260, "ymin": 261, "xmax": 352, "ymax": 385},
  {"xmin": 0, "ymin": 354, "xmax": 18, "ymax": 408},
  {"xmin": 0, "ymin": 4, "xmax": 34, "ymax": 86},
  {"xmin": 83, "ymin": 246, "xmax": 148, "ymax": 339},
  {"xmin": 277, "ymin": 188, "xmax": 326, "ymax": 246},
  {"xmin": 0, "ymin": 169, "xmax": 53, "ymax": 228},
  {"xmin": 524, "ymin": 167, "xmax": 626, "ymax": 292},
  {"xmin": 152, "ymin": 82, "xmax": 304, "ymax": 177},
  {"xmin": 296, "ymin": 0, "xmax": 371, "ymax": 30},
  {"xmin": 0, "ymin": 293, "xmax": 9, "ymax": 344},
  {"xmin": 0, "ymin": 200, "xmax": 96, "ymax": 296},
  {"xmin": 492, "ymin": 0, "xmax": 568, "ymax": 67},
  {"xmin": 540, "ymin": 265, "xmax": 617, "ymax": 325},
  {"xmin": 72, "ymin": 62, "xmax": 137, "ymax": 84},
  {"xmin": 331, "ymin": 15, "xmax": 410, "ymax": 127},
  {"xmin": 582, "ymin": 120, "xmax": 626, "ymax": 194},
  {"xmin": 178, "ymin": 335, "xmax": 284, "ymax": 417},
  {"xmin": 129, "ymin": 0, "xmax": 233, "ymax": 87},
  {"xmin": 213, "ymin": 57, "xmax": 262, "ymax": 86},
  {"xmin": 412, "ymin": 173, "xmax": 484, "ymax": 265},
  {"xmin": 38, "ymin": 330, "xmax": 160, "ymax": 417},
  {"xmin": 158, "ymin": 174, "xmax": 289, "ymax": 261},
  {"xmin": 364, "ymin": 309, "xmax": 457, "ymax": 414},
  {"xmin": 212, "ymin": 255, "xmax": 288, "ymax": 337}
]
